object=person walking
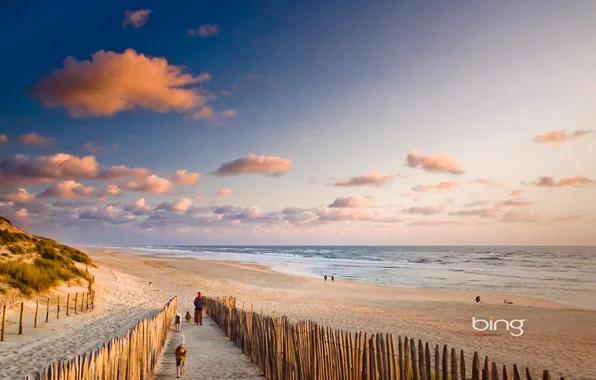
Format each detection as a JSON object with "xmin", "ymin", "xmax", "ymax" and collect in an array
[
  {"xmin": 324, "ymin": 275, "xmax": 327, "ymax": 282},
  {"xmin": 331, "ymin": 275, "xmax": 334, "ymax": 282},
  {"xmin": 194, "ymin": 291, "xmax": 204, "ymax": 325}
]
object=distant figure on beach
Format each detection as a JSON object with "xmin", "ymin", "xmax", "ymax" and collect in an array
[
  {"xmin": 194, "ymin": 292, "xmax": 204, "ymax": 325},
  {"xmin": 324, "ymin": 275, "xmax": 328, "ymax": 282},
  {"xmin": 331, "ymin": 275, "xmax": 334, "ymax": 282},
  {"xmin": 503, "ymin": 299, "xmax": 513, "ymax": 304},
  {"xmin": 185, "ymin": 311, "xmax": 192, "ymax": 323},
  {"xmin": 475, "ymin": 296, "xmax": 481, "ymax": 303}
]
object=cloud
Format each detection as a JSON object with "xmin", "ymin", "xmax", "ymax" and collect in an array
[
  {"xmin": 402, "ymin": 206, "xmax": 444, "ymax": 215},
  {"xmin": 99, "ymin": 184, "xmax": 121, "ymax": 197},
  {"xmin": 470, "ymin": 178, "xmax": 500, "ymax": 186},
  {"xmin": 214, "ymin": 188, "xmax": 233, "ymax": 197},
  {"xmin": 534, "ymin": 129, "xmax": 592, "ymax": 144},
  {"xmin": 494, "ymin": 198, "xmax": 533, "ymax": 207},
  {"xmin": 120, "ymin": 174, "xmax": 174, "ymax": 194},
  {"xmin": 79, "ymin": 205, "xmax": 134, "ymax": 224},
  {"xmin": 156, "ymin": 197, "xmax": 194, "ymax": 213},
  {"xmin": 0, "ymin": 135, "xmax": 8, "ymax": 144},
  {"xmin": 328, "ymin": 195, "xmax": 371, "ymax": 208},
  {"xmin": 31, "ymin": 49, "xmax": 211, "ymax": 118},
  {"xmin": 333, "ymin": 171, "xmax": 397, "ymax": 187},
  {"xmin": 528, "ymin": 176, "xmax": 594, "ymax": 188},
  {"xmin": 463, "ymin": 200, "xmax": 489, "ymax": 207},
  {"xmin": 499, "ymin": 210, "xmax": 541, "ymax": 223},
  {"xmin": 406, "ymin": 219, "xmax": 463, "ymax": 227},
  {"xmin": 82, "ymin": 142, "xmax": 118, "ymax": 154},
  {"xmin": 213, "ymin": 205, "xmax": 243, "ymax": 215},
  {"xmin": 38, "ymin": 180, "xmax": 95, "ymax": 199},
  {"xmin": 412, "ymin": 180, "xmax": 460, "ymax": 192},
  {"xmin": 0, "ymin": 153, "xmax": 150, "ymax": 184},
  {"xmin": 213, "ymin": 154, "xmax": 293, "ymax": 176},
  {"xmin": 15, "ymin": 208, "xmax": 28, "ymax": 217},
  {"xmin": 405, "ymin": 149, "xmax": 464, "ymax": 175},
  {"xmin": 172, "ymin": 169, "xmax": 200, "ymax": 185},
  {"xmin": 0, "ymin": 188, "xmax": 35, "ymax": 202},
  {"xmin": 188, "ymin": 24, "xmax": 220, "ymax": 38},
  {"xmin": 220, "ymin": 109, "xmax": 237, "ymax": 119},
  {"xmin": 18, "ymin": 132, "xmax": 54, "ymax": 147},
  {"xmin": 52, "ymin": 199, "xmax": 99, "ymax": 208},
  {"xmin": 449, "ymin": 208, "xmax": 500, "ymax": 219},
  {"xmin": 124, "ymin": 198, "xmax": 152, "ymax": 215},
  {"xmin": 122, "ymin": 9, "xmax": 152, "ymax": 29},
  {"xmin": 510, "ymin": 189, "xmax": 523, "ymax": 196}
]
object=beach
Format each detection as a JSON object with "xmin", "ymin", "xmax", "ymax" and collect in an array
[
  {"xmin": 1, "ymin": 247, "xmax": 594, "ymax": 379},
  {"xmin": 91, "ymin": 248, "xmax": 595, "ymax": 379}
]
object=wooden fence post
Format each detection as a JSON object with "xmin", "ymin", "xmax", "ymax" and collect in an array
[
  {"xmin": 80, "ymin": 292, "xmax": 84, "ymax": 313},
  {"xmin": 57, "ymin": 295, "xmax": 60, "ymax": 319},
  {"xmin": 1, "ymin": 304, "xmax": 6, "ymax": 341},
  {"xmin": 18, "ymin": 302, "xmax": 24, "ymax": 335},
  {"xmin": 74, "ymin": 293, "xmax": 78, "ymax": 315},
  {"xmin": 34, "ymin": 300, "xmax": 39, "ymax": 328},
  {"xmin": 45, "ymin": 297, "xmax": 50, "ymax": 323},
  {"xmin": 66, "ymin": 294, "xmax": 70, "ymax": 317}
]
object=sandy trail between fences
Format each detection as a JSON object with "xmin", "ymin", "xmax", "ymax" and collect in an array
[{"xmin": 153, "ymin": 318, "xmax": 262, "ymax": 380}]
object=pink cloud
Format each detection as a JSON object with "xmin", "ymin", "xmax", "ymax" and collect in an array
[
  {"xmin": 333, "ymin": 170, "xmax": 397, "ymax": 187},
  {"xmin": 412, "ymin": 180, "xmax": 460, "ymax": 192},
  {"xmin": 402, "ymin": 206, "xmax": 444, "ymax": 215},
  {"xmin": 463, "ymin": 200, "xmax": 489, "ymax": 207},
  {"xmin": 124, "ymin": 198, "xmax": 152, "ymax": 214},
  {"xmin": 173, "ymin": 169, "xmax": 200, "ymax": 185},
  {"xmin": 120, "ymin": 175, "xmax": 174, "ymax": 194},
  {"xmin": 500, "ymin": 211, "xmax": 541, "ymax": 223},
  {"xmin": 188, "ymin": 24, "xmax": 220, "ymax": 38},
  {"xmin": 510, "ymin": 189, "xmax": 523, "ymax": 196},
  {"xmin": 0, "ymin": 153, "xmax": 150, "ymax": 184},
  {"xmin": 193, "ymin": 106, "xmax": 215, "ymax": 120},
  {"xmin": 449, "ymin": 208, "xmax": 500, "ymax": 219},
  {"xmin": 15, "ymin": 208, "xmax": 28, "ymax": 218},
  {"xmin": 405, "ymin": 149, "xmax": 465, "ymax": 175},
  {"xmin": 38, "ymin": 180, "xmax": 95, "ymax": 199},
  {"xmin": 534, "ymin": 129, "xmax": 592, "ymax": 144},
  {"xmin": 122, "ymin": 9, "xmax": 152, "ymax": 29},
  {"xmin": 31, "ymin": 49, "xmax": 211, "ymax": 118},
  {"xmin": 0, "ymin": 188, "xmax": 34, "ymax": 202},
  {"xmin": 18, "ymin": 132, "xmax": 54, "ymax": 147},
  {"xmin": 470, "ymin": 178, "xmax": 500, "ymax": 186},
  {"xmin": 494, "ymin": 198, "xmax": 534, "ymax": 207},
  {"xmin": 214, "ymin": 188, "xmax": 233, "ymax": 197},
  {"xmin": 220, "ymin": 109, "xmax": 237, "ymax": 119},
  {"xmin": 316, "ymin": 208, "xmax": 401, "ymax": 223},
  {"xmin": 406, "ymin": 219, "xmax": 463, "ymax": 227},
  {"xmin": 213, "ymin": 154, "xmax": 293, "ymax": 176},
  {"xmin": 528, "ymin": 176, "xmax": 594, "ymax": 188},
  {"xmin": 99, "ymin": 184, "xmax": 121, "ymax": 197},
  {"xmin": 328, "ymin": 195, "xmax": 371, "ymax": 208},
  {"xmin": 0, "ymin": 135, "xmax": 8, "ymax": 144}
]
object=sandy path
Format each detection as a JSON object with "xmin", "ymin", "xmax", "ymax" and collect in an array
[{"xmin": 153, "ymin": 319, "xmax": 263, "ymax": 379}]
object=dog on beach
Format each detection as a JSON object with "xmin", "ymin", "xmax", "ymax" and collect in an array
[
  {"xmin": 185, "ymin": 311, "xmax": 192, "ymax": 323},
  {"xmin": 175, "ymin": 334, "xmax": 187, "ymax": 378},
  {"xmin": 175, "ymin": 313, "xmax": 182, "ymax": 332}
]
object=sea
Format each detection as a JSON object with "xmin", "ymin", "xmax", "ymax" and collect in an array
[{"xmin": 99, "ymin": 245, "xmax": 596, "ymax": 309}]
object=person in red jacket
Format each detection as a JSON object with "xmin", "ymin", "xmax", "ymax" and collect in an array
[{"xmin": 193, "ymin": 291, "xmax": 204, "ymax": 325}]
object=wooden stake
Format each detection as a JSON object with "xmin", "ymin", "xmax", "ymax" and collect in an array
[
  {"xmin": 1, "ymin": 304, "xmax": 6, "ymax": 341},
  {"xmin": 66, "ymin": 294, "xmax": 70, "ymax": 316},
  {"xmin": 45, "ymin": 297, "xmax": 50, "ymax": 323},
  {"xmin": 18, "ymin": 302, "xmax": 24, "ymax": 335},
  {"xmin": 34, "ymin": 300, "xmax": 39, "ymax": 328},
  {"xmin": 74, "ymin": 293, "xmax": 78, "ymax": 315},
  {"xmin": 57, "ymin": 295, "xmax": 60, "ymax": 319}
]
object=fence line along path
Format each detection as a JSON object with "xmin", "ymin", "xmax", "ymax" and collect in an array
[{"xmin": 153, "ymin": 312, "xmax": 263, "ymax": 379}]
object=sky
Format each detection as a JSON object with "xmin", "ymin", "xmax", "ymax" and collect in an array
[{"xmin": 0, "ymin": 0, "xmax": 595, "ymax": 245}]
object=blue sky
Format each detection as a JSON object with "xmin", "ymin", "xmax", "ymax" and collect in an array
[{"xmin": 1, "ymin": 1, "xmax": 595, "ymax": 245}]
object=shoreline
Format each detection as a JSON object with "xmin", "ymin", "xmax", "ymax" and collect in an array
[{"xmin": 85, "ymin": 247, "xmax": 588, "ymax": 311}]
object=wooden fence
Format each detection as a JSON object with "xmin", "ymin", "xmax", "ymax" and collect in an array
[
  {"xmin": 205, "ymin": 296, "xmax": 561, "ymax": 380},
  {"xmin": 22, "ymin": 296, "xmax": 177, "ymax": 380},
  {"xmin": 1, "ymin": 290, "xmax": 95, "ymax": 342}
]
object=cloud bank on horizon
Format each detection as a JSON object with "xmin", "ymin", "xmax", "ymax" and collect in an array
[{"xmin": 1, "ymin": 0, "xmax": 595, "ymax": 245}]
